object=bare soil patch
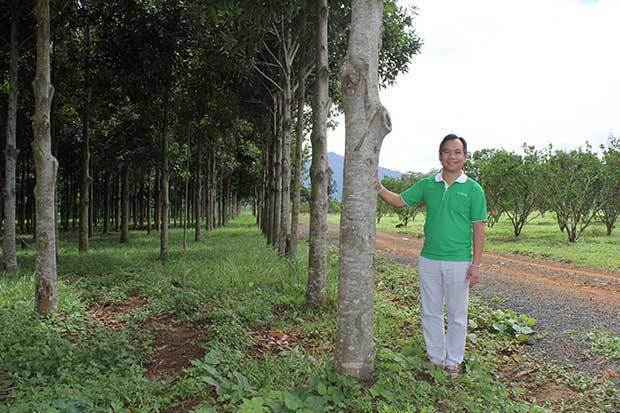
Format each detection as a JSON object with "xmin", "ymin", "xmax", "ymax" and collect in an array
[
  {"xmin": 143, "ymin": 311, "xmax": 209, "ymax": 378},
  {"xmin": 529, "ymin": 382, "xmax": 579, "ymax": 406},
  {"xmin": 160, "ymin": 395, "xmax": 207, "ymax": 413},
  {"xmin": 249, "ymin": 326, "xmax": 319, "ymax": 357}
]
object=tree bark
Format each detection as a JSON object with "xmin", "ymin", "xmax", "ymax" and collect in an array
[
  {"xmin": 183, "ymin": 129, "xmax": 191, "ymax": 250},
  {"xmin": 79, "ymin": 108, "xmax": 91, "ymax": 252},
  {"xmin": 89, "ymin": 157, "xmax": 94, "ymax": 235},
  {"xmin": 307, "ymin": 0, "xmax": 330, "ymax": 306},
  {"xmin": 154, "ymin": 169, "xmax": 160, "ymax": 231},
  {"xmin": 160, "ymin": 104, "xmax": 170, "ymax": 260},
  {"xmin": 102, "ymin": 172, "xmax": 110, "ymax": 234},
  {"xmin": 120, "ymin": 163, "xmax": 129, "ymax": 242},
  {"xmin": 278, "ymin": 20, "xmax": 294, "ymax": 256},
  {"xmin": 138, "ymin": 176, "xmax": 144, "ymax": 229},
  {"xmin": 32, "ymin": 0, "xmax": 58, "ymax": 314},
  {"xmin": 194, "ymin": 136, "xmax": 202, "ymax": 241},
  {"xmin": 289, "ymin": 76, "xmax": 306, "ymax": 263},
  {"xmin": 335, "ymin": 0, "xmax": 391, "ymax": 380},
  {"xmin": 210, "ymin": 148, "xmax": 217, "ymax": 230},
  {"xmin": 3, "ymin": 0, "xmax": 20, "ymax": 270},
  {"xmin": 146, "ymin": 169, "xmax": 152, "ymax": 235},
  {"xmin": 273, "ymin": 95, "xmax": 283, "ymax": 247}
]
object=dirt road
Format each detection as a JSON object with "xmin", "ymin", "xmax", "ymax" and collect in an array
[{"xmin": 299, "ymin": 221, "xmax": 620, "ymax": 378}]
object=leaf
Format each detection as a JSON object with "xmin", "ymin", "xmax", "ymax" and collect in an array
[
  {"xmin": 193, "ymin": 406, "xmax": 218, "ymax": 413},
  {"xmin": 284, "ymin": 392, "xmax": 304, "ymax": 410},
  {"xmin": 238, "ymin": 397, "xmax": 267, "ymax": 413},
  {"xmin": 200, "ymin": 375, "xmax": 219, "ymax": 387},
  {"xmin": 305, "ymin": 395, "xmax": 328, "ymax": 411},
  {"xmin": 316, "ymin": 382, "xmax": 327, "ymax": 395}
]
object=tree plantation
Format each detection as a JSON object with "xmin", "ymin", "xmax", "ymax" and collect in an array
[
  {"xmin": 0, "ymin": 0, "xmax": 418, "ymax": 311},
  {"xmin": 379, "ymin": 138, "xmax": 620, "ymax": 242},
  {"xmin": 1, "ymin": 1, "xmax": 619, "ymax": 412}
]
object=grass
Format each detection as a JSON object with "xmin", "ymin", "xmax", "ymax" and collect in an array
[
  {"xmin": 0, "ymin": 212, "xmax": 618, "ymax": 412},
  {"xmin": 311, "ymin": 212, "xmax": 620, "ymax": 271}
]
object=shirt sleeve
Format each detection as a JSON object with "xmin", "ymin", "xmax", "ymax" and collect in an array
[
  {"xmin": 470, "ymin": 183, "xmax": 488, "ymax": 222},
  {"xmin": 400, "ymin": 180, "xmax": 425, "ymax": 207}
]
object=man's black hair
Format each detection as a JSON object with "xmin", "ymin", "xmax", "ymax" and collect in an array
[{"xmin": 439, "ymin": 134, "xmax": 467, "ymax": 155}]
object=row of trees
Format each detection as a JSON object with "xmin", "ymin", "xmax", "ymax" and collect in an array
[
  {"xmin": 1, "ymin": 0, "xmax": 420, "ymax": 379},
  {"xmin": 467, "ymin": 139, "xmax": 620, "ymax": 242},
  {"xmin": 375, "ymin": 139, "xmax": 619, "ymax": 243}
]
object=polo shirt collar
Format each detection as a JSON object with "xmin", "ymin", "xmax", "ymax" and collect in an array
[{"xmin": 435, "ymin": 170, "xmax": 467, "ymax": 188}]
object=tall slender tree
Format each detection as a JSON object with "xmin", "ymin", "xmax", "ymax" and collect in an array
[
  {"xmin": 79, "ymin": 12, "xmax": 92, "ymax": 253},
  {"xmin": 3, "ymin": 0, "xmax": 21, "ymax": 270},
  {"xmin": 335, "ymin": 0, "xmax": 392, "ymax": 379},
  {"xmin": 32, "ymin": 0, "xmax": 59, "ymax": 314},
  {"xmin": 306, "ymin": 0, "xmax": 330, "ymax": 306}
]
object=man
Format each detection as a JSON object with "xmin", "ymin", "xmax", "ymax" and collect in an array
[{"xmin": 377, "ymin": 134, "xmax": 487, "ymax": 378}]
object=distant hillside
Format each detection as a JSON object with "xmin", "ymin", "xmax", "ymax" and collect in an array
[{"xmin": 312, "ymin": 152, "xmax": 402, "ymax": 200}]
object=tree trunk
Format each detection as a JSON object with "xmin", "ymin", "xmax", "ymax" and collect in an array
[
  {"xmin": 209, "ymin": 149, "xmax": 217, "ymax": 230},
  {"xmin": 32, "ymin": 0, "xmax": 58, "ymax": 315},
  {"xmin": 3, "ymin": 0, "xmax": 20, "ymax": 270},
  {"xmin": 289, "ymin": 52, "xmax": 307, "ymax": 263},
  {"xmin": 114, "ymin": 172, "xmax": 120, "ymax": 232},
  {"xmin": 146, "ymin": 169, "xmax": 152, "ymax": 235},
  {"xmin": 18, "ymin": 158, "xmax": 25, "ymax": 233},
  {"xmin": 279, "ymin": 43, "xmax": 293, "ymax": 256},
  {"xmin": 273, "ymin": 95, "xmax": 283, "ymax": 247},
  {"xmin": 195, "ymin": 136, "xmax": 202, "ymax": 241},
  {"xmin": 264, "ymin": 139, "xmax": 274, "ymax": 243},
  {"xmin": 84, "ymin": 17, "xmax": 94, "ymax": 239},
  {"xmin": 154, "ymin": 169, "xmax": 160, "ymax": 232},
  {"xmin": 139, "ymin": 176, "xmax": 145, "ymax": 229},
  {"xmin": 183, "ymin": 129, "xmax": 191, "ymax": 250},
  {"xmin": 335, "ymin": 0, "xmax": 391, "ymax": 380},
  {"xmin": 102, "ymin": 172, "xmax": 109, "ymax": 234},
  {"xmin": 120, "ymin": 163, "xmax": 129, "ymax": 242},
  {"xmin": 131, "ymin": 178, "xmax": 137, "ymax": 230},
  {"xmin": 89, "ymin": 157, "xmax": 94, "ymax": 236},
  {"xmin": 307, "ymin": 0, "xmax": 330, "ymax": 306},
  {"xmin": 160, "ymin": 106, "xmax": 170, "ymax": 260},
  {"xmin": 79, "ymin": 109, "xmax": 91, "ymax": 252}
]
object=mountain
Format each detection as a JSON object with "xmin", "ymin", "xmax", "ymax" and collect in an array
[{"xmin": 327, "ymin": 152, "xmax": 403, "ymax": 200}]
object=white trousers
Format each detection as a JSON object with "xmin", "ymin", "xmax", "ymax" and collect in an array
[{"xmin": 418, "ymin": 256, "xmax": 470, "ymax": 366}]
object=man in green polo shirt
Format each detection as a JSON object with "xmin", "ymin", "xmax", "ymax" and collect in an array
[{"xmin": 377, "ymin": 134, "xmax": 487, "ymax": 378}]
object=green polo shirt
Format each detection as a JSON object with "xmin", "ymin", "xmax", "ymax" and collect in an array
[{"xmin": 400, "ymin": 173, "xmax": 487, "ymax": 261}]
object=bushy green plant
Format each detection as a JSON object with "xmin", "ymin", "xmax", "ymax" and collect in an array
[
  {"xmin": 585, "ymin": 331, "xmax": 620, "ymax": 359},
  {"xmin": 470, "ymin": 308, "xmax": 536, "ymax": 343}
]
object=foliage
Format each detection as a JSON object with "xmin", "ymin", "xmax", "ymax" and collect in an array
[
  {"xmin": 470, "ymin": 309, "xmax": 536, "ymax": 343},
  {"xmin": 466, "ymin": 149, "xmax": 503, "ymax": 227},
  {"xmin": 473, "ymin": 147, "xmax": 543, "ymax": 237},
  {"xmin": 378, "ymin": 173, "xmax": 423, "ymax": 226},
  {"xmin": 585, "ymin": 331, "xmax": 620, "ymax": 360},
  {"xmin": 4, "ymin": 214, "xmax": 616, "ymax": 411},
  {"xmin": 540, "ymin": 144, "xmax": 605, "ymax": 242},
  {"xmin": 599, "ymin": 136, "xmax": 620, "ymax": 236}
]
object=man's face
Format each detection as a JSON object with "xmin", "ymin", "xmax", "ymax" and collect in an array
[{"xmin": 439, "ymin": 139, "xmax": 466, "ymax": 173}]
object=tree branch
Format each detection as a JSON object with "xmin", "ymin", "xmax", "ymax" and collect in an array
[
  {"xmin": 263, "ymin": 41, "xmax": 284, "ymax": 72},
  {"xmin": 254, "ymin": 64, "xmax": 284, "ymax": 93}
]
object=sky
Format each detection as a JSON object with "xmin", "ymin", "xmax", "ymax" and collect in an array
[{"xmin": 327, "ymin": 0, "xmax": 620, "ymax": 174}]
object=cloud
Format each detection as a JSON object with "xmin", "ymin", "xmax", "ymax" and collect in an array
[{"xmin": 328, "ymin": 0, "xmax": 620, "ymax": 173}]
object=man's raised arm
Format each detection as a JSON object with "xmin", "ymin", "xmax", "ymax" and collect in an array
[{"xmin": 377, "ymin": 183, "xmax": 407, "ymax": 208}]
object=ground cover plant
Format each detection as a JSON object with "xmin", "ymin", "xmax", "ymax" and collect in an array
[{"xmin": 1, "ymin": 213, "xmax": 618, "ymax": 412}]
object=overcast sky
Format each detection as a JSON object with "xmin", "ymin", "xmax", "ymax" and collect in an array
[{"xmin": 327, "ymin": 0, "xmax": 620, "ymax": 174}]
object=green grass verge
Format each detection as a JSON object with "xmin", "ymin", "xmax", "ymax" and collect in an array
[
  {"xmin": 0, "ymin": 213, "xmax": 617, "ymax": 412},
  {"xmin": 311, "ymin": 212, "xmax": 620, "ymax": 271}
]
